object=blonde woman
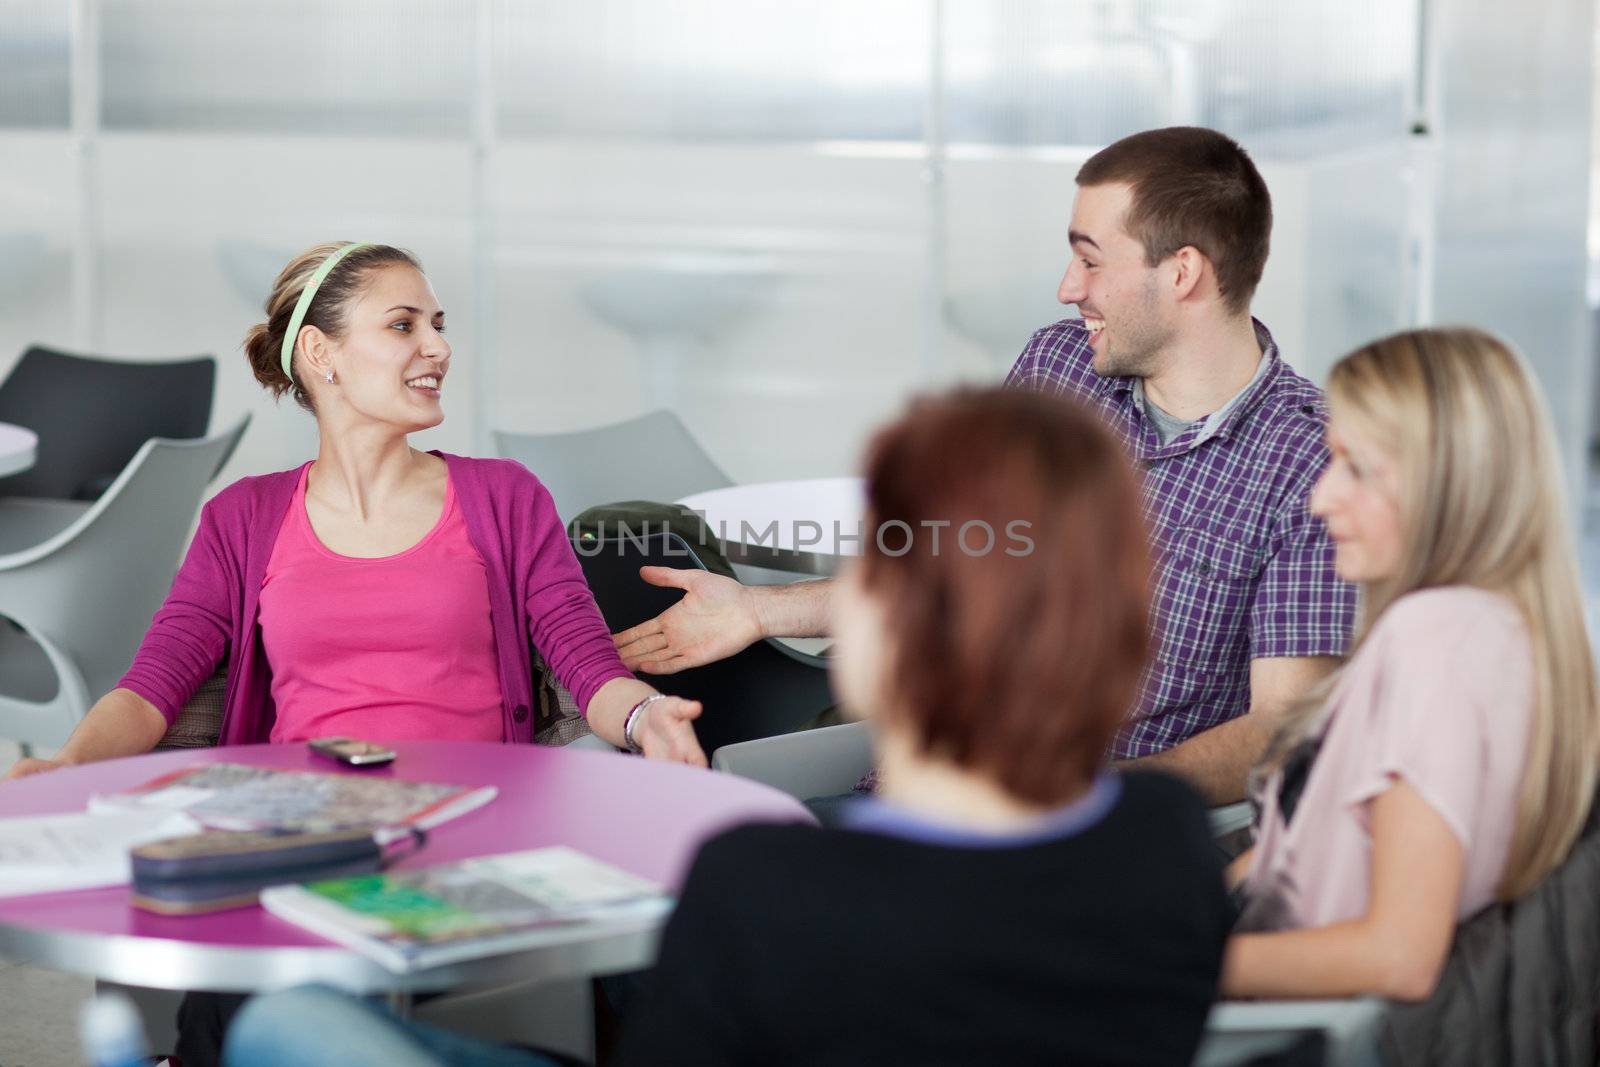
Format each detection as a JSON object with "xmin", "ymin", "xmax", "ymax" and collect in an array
[{"xmin": 1223, "ymin": 327, "xmax": 1600, "ymax": 1000}]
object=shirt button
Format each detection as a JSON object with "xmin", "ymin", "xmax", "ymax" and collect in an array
[
  {"xmin": 513, "ymin": 704, "xmax": 529, "ymax": 723},
  {"xmin": 1197, "ymin": 562, "xmax": 1212, "ymax": 576}
]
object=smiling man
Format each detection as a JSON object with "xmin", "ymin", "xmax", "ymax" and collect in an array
[
  {"xmin": 1001, "ymin": 126, "xmax": 1356, "ymax": 800},
  {"xmin": 616, "ymin": 127, "xmax": 1355, "ymax": 803}
]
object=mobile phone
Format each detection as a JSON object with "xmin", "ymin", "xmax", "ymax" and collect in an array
[{"xmin": 308, "ymin": 737, "xmax": 397, "ymax": 767}]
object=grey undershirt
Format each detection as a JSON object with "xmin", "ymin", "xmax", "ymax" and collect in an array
[
  {"xmin": 1138, "ymin": 352, "xmax": 1271, "ymax": 446},
  {"xmin": 1142, "ymin": 397, "xmax": 1196, "ymax": 445}
]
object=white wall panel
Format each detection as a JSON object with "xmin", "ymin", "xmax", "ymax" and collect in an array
[{"xmin": 0, "ymin": 1, "xmax": 1590, "ymax": 505}]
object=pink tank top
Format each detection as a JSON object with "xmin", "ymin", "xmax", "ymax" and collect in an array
[{"xmin": 260, "ymin": 463, "xmax": 505, "ymax": 744}]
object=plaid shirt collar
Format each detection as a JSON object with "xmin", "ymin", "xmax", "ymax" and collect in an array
[{"xmin": 1091, "ymin": 318, "xmax": 1282, "ymax": 461}]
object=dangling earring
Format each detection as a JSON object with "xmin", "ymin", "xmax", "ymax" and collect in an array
[{"xmin": 324, "ymin": 369, "xmax": 335, "ymax": 384}]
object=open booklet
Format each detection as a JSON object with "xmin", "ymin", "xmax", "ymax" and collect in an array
[
  {"xmin": 0, "ymin": 810, "xmax": 203, "ymax": 899},
  {"xmin": 260, "ymin": 846, "xmax": 673, "ymax": 972},
  {"xmin": 88, "ymin": 763, "xmax": 496, "ymax": 840}
]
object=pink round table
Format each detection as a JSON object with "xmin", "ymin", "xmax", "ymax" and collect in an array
[{"xmin": 0, "ymin": 741, "xmax": 812, "ymax": 994}]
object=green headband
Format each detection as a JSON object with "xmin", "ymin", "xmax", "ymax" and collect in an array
[{"xmin": 279, "ymin": 242, "xmax": 374, "ymax": 380}]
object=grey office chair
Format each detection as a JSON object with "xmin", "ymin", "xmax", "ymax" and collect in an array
[
  {"xmin": 493, "ymin": 410, "xmax": 733, "ymax": 524},
  {"xmin": 0, "ymin": 346, "xmax": 216, "ymax": 501},
  {"xmin": 0, "ymin": 416, "xmax": 250, "ymax": 754},
  {"xmin": 1197, "ymin": 999, "xmax": 1383, "ymax": 1067}
]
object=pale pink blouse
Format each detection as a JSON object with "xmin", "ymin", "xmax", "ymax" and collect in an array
[{"xmin": 1243, "ymin": 586, "xmax": 1534, "ymax": 929}]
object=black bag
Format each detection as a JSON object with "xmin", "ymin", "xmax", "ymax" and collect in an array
[{"xmin": 568, "ymin": 500, "xmax": 738, "ymax": 580}]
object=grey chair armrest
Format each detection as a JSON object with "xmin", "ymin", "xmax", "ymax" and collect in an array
[
  {"xmin": 1209, "ymin": 800, "xmax": 1253, "ymax": 839},
  {"xmin": 1197, "ymin": 998, "xmax": 1386, "ymax": 1067},
  {"xmin": 711, "ymin": 721, "xmax": 872, "ymax": 800}
]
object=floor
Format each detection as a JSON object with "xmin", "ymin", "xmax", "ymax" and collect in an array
[
  {"xmin": 0, "ymin": 958, "xmax": 93, "ymax": 1067},
  {"xmin": 0, "ymin": 735, "xmax": 93, "ymax": 1067},
  {"xmin": 7, "ymin": 475, "xmax": 1600, "ymax": 1065}
]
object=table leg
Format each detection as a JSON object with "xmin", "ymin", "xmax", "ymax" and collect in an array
[{"xmin": 386, "ymin": 989, "xmax": 414, "ymax": 1019}]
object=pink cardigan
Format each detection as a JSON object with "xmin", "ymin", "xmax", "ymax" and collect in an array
[{"xmin": 118, "ymin": 452, "xmax": 633, "ymax": 745}]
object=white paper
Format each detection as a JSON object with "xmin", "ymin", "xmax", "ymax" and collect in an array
[
  {"xmin": 0, "ymin": 810, "xmax": 202, "ymax": 898},
  {"xmin": 91, "ymin": 785, "xmax": 217, "ymax": 812}
]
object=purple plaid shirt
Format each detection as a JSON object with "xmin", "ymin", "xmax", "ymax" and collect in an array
[{"xmin": 1006, "ymin": 318, "xmax": 1355, "ymax": 758}]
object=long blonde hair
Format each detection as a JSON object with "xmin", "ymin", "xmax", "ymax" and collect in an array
[{"xmin": 1262, "ymin": 327, "xmax": 1599, "ymax": 899}]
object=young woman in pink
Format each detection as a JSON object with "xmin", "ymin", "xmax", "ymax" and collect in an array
[{"xmin": 6, "ymin": 242, "xmax": 706, "ymax": 778}]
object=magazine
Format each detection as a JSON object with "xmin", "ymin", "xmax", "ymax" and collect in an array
[
  {"xmin": 89, "ymin": 763, "xmax": 496, "ymax": 839},
  {"xmin": 259, "ymin": 846, "xmax": 673, "ymax": 972}
]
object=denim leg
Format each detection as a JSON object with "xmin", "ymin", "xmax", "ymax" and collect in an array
[{"xmin": 224, "ymin": 986, "xmax": 557, "ymax": 1067}]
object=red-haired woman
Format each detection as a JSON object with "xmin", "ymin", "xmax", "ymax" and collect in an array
[{"xmin": 227, "ymin": 388, "xmax": 1233, "ymax": 1067}]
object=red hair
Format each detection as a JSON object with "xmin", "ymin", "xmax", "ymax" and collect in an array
[{"xmin": 859, "ymin": 388, "xmax": 1151, "ymax": 805}]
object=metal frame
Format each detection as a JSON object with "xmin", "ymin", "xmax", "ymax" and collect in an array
[{"xmin": 0, "ymin": 909, "xmax": 662, "ymax": 996}]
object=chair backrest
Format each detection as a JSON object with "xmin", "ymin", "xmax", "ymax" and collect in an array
[
  {"xmin": 0, "ymin": 346, "xmax": 215, "ymax": 500},
  {"xmin": 712, "ymin": 721, "xmax": 873, "ymax": 800},
  {"xmin": 494, "ymin": 410, "xmax": 733, "ymax": 524},
  {"xmin": 575, "ymin": 530, "xmax": 832, "ymax": 755},
  {"xmin": 1377, "ymin": 801, "xmax": 1600, "ymax": 1064},
  {"xmin": 0, "ymin": 415, "xmax": 250, "ymax": 699},
  {"xmin": 154, "ymin": 667, "xmax": 227, "ymax": 750}
]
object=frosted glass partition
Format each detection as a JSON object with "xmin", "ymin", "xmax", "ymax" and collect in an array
[
  {"xmin": 0, "ymin": 0, "xmax": 70, "ymax": 128},
  {"xmin": 494, "ymin": 0, "xmax": 928, "ymax": 141},
  {"xmin": 1429, "ymin": 0, "xmax": 1593, "ymax": 515},
  {"xmin": 943, "ymin": 0, "xmax": 1417, "ymax": 151},
  {"xmin": 940, "ymin": 155, "xmax": 1095, "ymax": 370},
  {"xmin": 93, "ymin": 135, "xmax": 479, "ymax": 479},
  {"xmin": 938, "ymin": 0, "xmax": 1421, "ymax": 389},
  {"xmin": 99, "ymin": 0, "xmax": 477, "ymax": 135},
  {"xmin": 0, "ymin": 138, "xmax": 77, "ymax": 361},
  {"xmin": 490, "ymin": 142, "xmax": 935, "ymax": 482},
  {"xmin": 0, "ymin": 0, "xmax": 1590, "ymax": 497},
  {"xmin": 1298, "ymin": 142, "xmax": 1415, "ymax": 380}
]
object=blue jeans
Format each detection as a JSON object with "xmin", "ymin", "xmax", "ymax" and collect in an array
[{"xmin": 224, "ymin": 986, "xmax": 559, "ymax": 1067}]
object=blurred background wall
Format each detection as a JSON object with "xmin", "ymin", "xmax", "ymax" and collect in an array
[{"xmin": 0, "ymin": 0, "xmax": 1592, "ymax": 504}]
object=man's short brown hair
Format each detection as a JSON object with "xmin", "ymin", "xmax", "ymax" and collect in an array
[
  {"xmin": 858, "ymin": 388, "xmax": 1151, "ymax": 806},
  {"xmin": 1077, "ymin": 126, "xmax": 1271, "ymax": 315}
]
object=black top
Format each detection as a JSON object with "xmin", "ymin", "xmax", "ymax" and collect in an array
[{"xmin": 619, "ymin": 771, "xmax": 1231, "ymax": 1066}]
